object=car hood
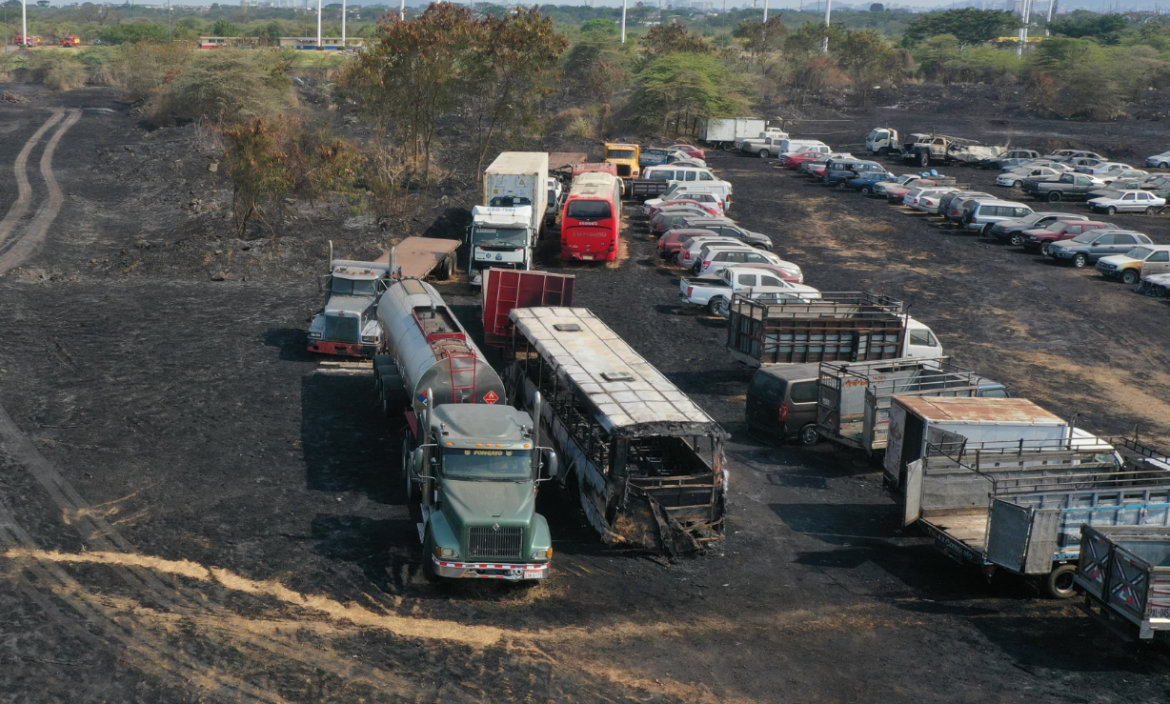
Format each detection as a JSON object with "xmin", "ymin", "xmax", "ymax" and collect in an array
[{"xmin": 1097, "ymin": 254, "xmax": 1136, "ymax": 265}]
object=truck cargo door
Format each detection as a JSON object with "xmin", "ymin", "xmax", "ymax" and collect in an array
[{"xmin": 987, "ymin": 499, "xmax": 1033, "ymax": 573}]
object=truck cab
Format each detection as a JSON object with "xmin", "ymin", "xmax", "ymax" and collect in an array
[
  {"xmin": 407, "ymin": 403, "xmax": 555, "ymax": 581},
  {"xmin": 307, "ymin": 259, "xmax": 389, "ymax": 357},
  {"xmin": 604, "ymin": 143, "xmax": 641, "ymax": 179},
  {"xmin": 468, "ymin": 204, "xmax": 535, "ymax": 286},
  {"xmin": 866, "ymin": 127, "xmax": 899, "ymax": 156}
]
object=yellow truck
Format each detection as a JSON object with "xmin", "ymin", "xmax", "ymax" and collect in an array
[{"xmin": 603, "ymin": 143, "xmax": 640, "ymax": 179}]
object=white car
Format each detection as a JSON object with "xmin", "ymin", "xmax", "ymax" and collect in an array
[
  {"xmin": 1146, "ymin": 151, "xmax": 1170, "ymax": 169},
  {"xmin": 692, "ymin": 244, "xmax": 784, "ymax": 276},
  {"xmin": 913, "ymin": 190, "xmax": 963, "ymax": 215},
  {"xmin": 1084, "ymin": 162, "xmax": 1134, "ymax": 176},
  {"xmin": 1100, "ymin": 169, "xmax": 1149, "ymax": 184},
  {"xmin": 677, "ymin": 236, "xmax": 747, "ymax": 267},
  {"xmin": 904, "ymin": 187, "xmax": 958, "ymax": 210},
  {"xmin": 996, "ymin": 166, "xmax": 1064, "ymax": 188},
  {"xmin": 1087, "ymin": 190, "xmax": 1166, "ymax": 215}
]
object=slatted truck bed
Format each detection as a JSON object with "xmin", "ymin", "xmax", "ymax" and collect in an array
[{"xmin": 1075, "ymin": 524, "xmax": 1170, "ymax": 641}]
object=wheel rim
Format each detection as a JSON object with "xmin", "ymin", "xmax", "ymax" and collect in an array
[
  {"xmin": 1010, "ymin": 235, "xmax": 1022, "ymax": 246},
  {"xmin": 1014, "ymin": 181, "xmax": 1022, "ymax": 188},
  {"xmin": 1041, "ymin": 244, "xmax": 1049, "ymax": 256},
  {"xmin": 1074, "ymin": 255, "xmax": 1086, "ymax": 268},
  {"xmin": 800, "ymin": 426, "xmax": 819, "ymax": 444},
  {"xmin": 1108, "ymin": 206, "xmax": 1116, "ymax": 214},
  {"xmin": 1147, "ymin": 206, "xmax": 1155, "ymax": 214},
  {"xmin": 1124, "ymin": 271, "xmax": 1139, "ymax": 284},
  {"xmin": 1052, "ymin": 570, "xmax": 1075, "ymax": 597}
]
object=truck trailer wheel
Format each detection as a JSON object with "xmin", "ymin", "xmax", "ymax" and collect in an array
[
  {"xmin": 402, "ymin": 441, "xmax": 421, "ymax": 502},
  {"xmin": 437, "ymin": 254, "xmax": 454, "ymax": 280},
  {"xmin": 1045, "ymin": 563, "xmax": 1077, "ymax": 599}
]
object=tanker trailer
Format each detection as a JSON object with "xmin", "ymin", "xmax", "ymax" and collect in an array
[{"xmin": 372, "ymin": 278, "xmax": 557, "ymax": 582}]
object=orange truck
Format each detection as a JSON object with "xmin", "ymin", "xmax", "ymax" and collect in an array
[
  {"xmin": 60, "ymin": 36, "xmax": 82, "ymax": 47},
  {"xmin": 14, "ymin": 35, "xmax": 41, "ymax": 47}
]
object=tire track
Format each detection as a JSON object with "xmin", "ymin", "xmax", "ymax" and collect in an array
[
  {"xmin": 0, "ymin": 108, "xmax": 63, "ymax": 249},
  {"xmin": 0, "ymin": 108, "xmax": 81, "ymax": 274}
]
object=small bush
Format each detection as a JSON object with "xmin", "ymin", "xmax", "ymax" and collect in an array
[
  {"xmin": 76, "ymin": 47, "xmax": 117, "ymax": 85},
  {"xmin": 22, "ymin": 52, "xmax": 89, "ymax": 92}
]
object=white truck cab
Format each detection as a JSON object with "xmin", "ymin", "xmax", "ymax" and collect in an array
[
  {"xmin": 468, "ymin": 204, "xmax": 535, "ymax": 286},
  {"xmin": 866, "ymin": 127, "xmax": 900, "ymax": 156},
  {"xmin": 903, "ymin": 317, "xmax": 943, "ymax": 359}
]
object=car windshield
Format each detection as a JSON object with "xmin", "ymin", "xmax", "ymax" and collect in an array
[
  {"xmin": 443, "ymin": 448, "xmax": 532, "ymax": 481},
  {"xmin": 331, "ymin": 278, "xmax": 377, "ymax": 296},
  {"xmin": 1069, "ymin": 232, "xmax": 1099, "ymax": 244},
  {"xmin": 1044, "ymin": 222, "xmax": 1069, "ymax": 232},
  {"xmin": 1127, "ymin": 247, "xmax": 1154, "ymax": 259},
  {"xmin": 472, "ymin": 227, "xmax": 528, "ymax": 247},
  {"xmin": 606, "ymin": 149, "xmax": 636, "ymax": 160}
]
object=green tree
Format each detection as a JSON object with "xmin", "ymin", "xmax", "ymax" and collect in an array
[
  {"xmin": 629, "ymin": 52, "xmax": 749, "ymax": 133},
  {"xmin": 835, "ymin": 29, "xmax": 907, "ymax": 103},
  {"xmin": 97, "ymin": 22, "xmax": 170, "ymax": 45},
  {"xmin": 732, "ymin": 15, "xmax": 786, "ymax": 55},
  {"xmin": 901, "ymin": 9, "xmax": 1017, "ymax": 47},
  {"xmin": 1048, "ymin": 11, "xmax": 1128, "ymax": 45},
  {"xmin": 784, "ymin": 21, "xmax": 845, "ymax": 55},
  {"xmin": 641, "ymin": 24, "xmax": 710, "ymax": 57},
  {"xmin": 210, "ymin": 19, "xmax": 238, "ymax": 37},
  {"xmin": 580, "ymin": 18, "xmax": 618, "ymax": 36},
  {"xmin": 563, "ymin": 32, "xmax": 627, "ymax": 103}
]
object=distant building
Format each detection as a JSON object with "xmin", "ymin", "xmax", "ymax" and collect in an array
[{"xmin": 279, "ymin": 37, "xmax": 365, "ymax": 50}]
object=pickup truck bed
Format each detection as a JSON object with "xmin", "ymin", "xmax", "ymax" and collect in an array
[{"xmin": 626, "ymin": 179, "xmax": 671, "ymax": 201}]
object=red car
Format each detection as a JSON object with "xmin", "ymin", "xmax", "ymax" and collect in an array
[
  {"xmin": 669, "ymin": 144, "xmax": 705, "ymax": 161},
  {"xmin": 657, "ymin": 228, "xmax": 718, "ymax": 260},
  {"xmin": 1020, "ymin": 220, "xmax": 1112, "ymax": 253},
  {"xmin": 781, "ymin": 151, "xmax": 828, "ymax": 169},
  {"xmin": 806, "ymin": 164, "xmax": 828, "ymax": 179}
]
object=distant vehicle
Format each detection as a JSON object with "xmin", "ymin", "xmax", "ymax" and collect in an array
[
  {"xmin": 1145, "ymin": 151, "xmax": 1170, "ymax": 169},
  {"xmin": 646, "ymin": 196, "xmax": 723, "ymax": 218},
  {"xmin": 1082, "ymin": 161, "xmax": 1134, "ymax": 176},
  {"xmin": 545, "ymin": 177, "xmax": 562, "ymax": 226},
  {"xmin": 746, "ymin": 363, "xmax": 823, "ymax": 445},
  {"xmin": 826, "ymin": 160, "xmax": 886, "ymax": 187},
  {"xmin": 988, "ymin": 211, "xmax": 1088, "ymax": 246},
  {"xmin": 561, "ymin": 171, "xmax": 622, "ymax": 263},
  {"xmin": 873, "ymin": 173, "xmax": 929, "ymax": 198},
  {"xmin": 642, "ymin": 181, "xmax": 733, "ymax": 214},
  {"xmin": 1047, "ymin": 229, "xmax": 1154, "ymax": 267},
  {"xmin": 912, "ymin": 188, "xmax": 963, "ymax": 215},
  {"xmin": 471, "ymin": 152, "xmax": 549, "ymax": 285},
  {"xmin": 1087, "ymin": 190, "xmax": 1166, "ymax": 215},
  {"xmin": 673, "ymin": 217, "xmax": 772, "ymax": 250},
  {"xmin": 603, "ymin": 142, "xmax": 640, "ymax": 178},
  {"xmin": 1096, "ymin": 245, "xmax": 1170, "ymax": 284},
  {"xmin": 1069, "ymin": 157, "xmax": 1106, "ymax": 172},
  {"xmin": 904, "ymin": 186, "xmax": 957, "ymax": 210},
  {"xmin": 996, "ymin": 166, "xmax": 1064, "ymax": 189},
  {"xmin": 669, "ymin": 144, "xmax": 705, "ymax": 160},
  {"xmin": 657, "ymin": 228, "xmax": 718, "ymax": 261},
  {"xmin": 649, "ymin": 207, "xmax": 711, "ymax": 237},
  {"xmin": 848, "ymin": 170, "xmax": 897, "ymax": 194},
  {"xmin": 59, "ymin": 36, "xmax": 81, "ymax": 47},
  {"xmin": 865, "ymin": 127, "xmax": 899, "ymax": 156},
  {"xmin": 678, "ymin": 265, "xmax": 820, "ymax": 315},
  {"xmin": 693, "ymin": 243, "xmax": 785, "ymax": 276},
  {"xmin": 676, "ymin": 236, "xmax": 753, "ymax": 268},
  {"xmin": 1020, "ymin": 219, "xmax": 1112, "ymax": 253},
  {"xmin": 940, "ymin": 192, "xmax": 994, "ymax": 222},
  {"xmin": 1045, "ymin": 149, "xmax": 1106, "ymax": 162},
  {"xmin": 14, "ymin": 35, "xmax": 41, "ymax": 46},
  {"xmin": 982, "ymin": 149, "xmax": 1040, "ymax": 170},
  {"xmin": 962, "ymin": 200, "xmax": 1034, "ymax": 234},
  {"xmin": 780, "ymin": 150, "xmax": 830, "ymax": 169},
  {"xmin": 902, "ymin": 133, "xmax": 1001, "ymax": 166},
  {"xmin": 779, "ymin": 139, "xmax": 831, "ymax": 157},
  {"xmin": 738, "ymin": 129, "xmax": 790, "ymax": 155},
  {"xmin": 699, "ymin": 117, "xmax": 766, "ymax": 149},
  {"xmin": 1023, "ymin": 172, "xmax": 1108, "ymax": 201},
  {"xmin": 641, "ymin": 164, "xmax": 717, "ymax": 184}
]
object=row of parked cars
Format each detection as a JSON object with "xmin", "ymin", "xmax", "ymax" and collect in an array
[{"xmin": 777, "ymin": 146, "xmax": 1170, "ymax": 293}]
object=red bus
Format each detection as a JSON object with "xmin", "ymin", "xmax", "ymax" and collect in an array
[{"xmin": 561, "ymin": 172, "xmax": 622, "ymax": 262}]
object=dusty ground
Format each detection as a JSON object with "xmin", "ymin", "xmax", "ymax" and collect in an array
[{"xmin": 2, "ymin": 84, "xmax": 1170, "ymax": 704}]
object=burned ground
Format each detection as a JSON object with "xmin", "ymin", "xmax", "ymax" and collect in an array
[{"xmin": 1, "ymin": 85, "xmax": 1170, "ymax": 703}]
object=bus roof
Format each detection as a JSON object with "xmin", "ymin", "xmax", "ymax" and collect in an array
[
  {"xmin": 568, "ymin": 172, "xmax": 620, "ymax": 198},
  {"xmin": 509, "ymin": 307, "xmax": 725, "ymax": 437}
]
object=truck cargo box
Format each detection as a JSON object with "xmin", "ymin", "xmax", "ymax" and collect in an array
[{"xmin": 1075, "ymin": 524, "xmax": 1170, "ymax": 640}]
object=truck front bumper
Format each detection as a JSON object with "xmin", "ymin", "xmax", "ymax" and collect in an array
[
  {"xmin": 433, "ymin": 557, "xmax": 549, "ymax": 581},
  {"xmin": 308, "ymin": 340, "xmax": 376, "ymax": 357}
]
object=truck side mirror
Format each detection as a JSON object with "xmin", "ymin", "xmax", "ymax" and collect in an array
[
  {"xmin": 412, "ymin": 448, "xmax": 425, "ymax": 477},
  {"xmin": 540, "ymin": 449, "xmax": 558, "ymax": 481}
]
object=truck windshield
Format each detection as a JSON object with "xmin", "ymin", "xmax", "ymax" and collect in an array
[
  {"xmin": 489, "ymin": 196, "xmax": 531, "ymax": 207},
  {"xmin": 567, "ymin": 200, "xmax": 612, "ymax": 220},
  {"xmin": 331, "ymin": 278, "xmax": 377, "ymax": 296},
  {"xmin": 473, "ymin": 227, "xmax": 528, "ymax": 248},
  {"xmin": 443, "ymin": 448, "xmax": 532, "ymax": 481},
  {"xmin": 607, "ymin": 149, "xmax": 636, "ymax": 160}
]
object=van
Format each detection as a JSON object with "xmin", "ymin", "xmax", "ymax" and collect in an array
[
  {"xmin": 642, "ymin": 165, "xmax": 718, "ymax": 183},
  {"xmin": 746, "ymin": 363, "xmax": 822, "ymax": 444},
  {"xmin": 825, "ymin": 160, "xmax": 884, "ymax": 186},
  {"xmin": 962, "ymin": 200, "xmax": 1034, "ymax": 234},
  {"xmin": 779, "ymin": 140, "xmax": 830, "ymax": 156}
]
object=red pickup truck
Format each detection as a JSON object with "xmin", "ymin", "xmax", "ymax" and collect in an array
[{"xmin": 1020, "ymin": 220, "xmax": 1112, "ymax": 254}]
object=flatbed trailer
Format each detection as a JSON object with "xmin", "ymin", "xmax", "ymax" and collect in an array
[
  {"xmin": 1075, "ymin": 524, "xmax": 1170, "ymax": 640},
  {"xmin": 376, "ymin": 237, "xmax": 460, "ymax": 279},
  {"xmin": 898, "ymin": 435, "xmax": 1170, "ymax": 598},
  {"xmin": 725, "ymin": 292, "xmax": 909, "ymax": 367}
]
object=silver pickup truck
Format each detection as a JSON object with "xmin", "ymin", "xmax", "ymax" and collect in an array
[{"xmin": 679, "ymin": 265, "xmax": 819, "ymax": 315}]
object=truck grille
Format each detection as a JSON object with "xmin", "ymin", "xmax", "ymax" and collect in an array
[
  {"xmin": 468, "ymin": 526, "xmax": 523, "ymax": 560},
  {"xmin": 323, "ymin": 314, "xmax": 360, "ymax": 343}
]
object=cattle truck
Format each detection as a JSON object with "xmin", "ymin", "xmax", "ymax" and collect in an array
[
  {"xmin": 372, "ymin": 279, "xmax": 557, "ymax": 581},
  {"xmin": 471, "ymin": 152, "xmax": 550, "ymax": 286}
]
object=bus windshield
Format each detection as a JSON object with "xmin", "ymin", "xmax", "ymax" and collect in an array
[
  {"xmin": 443, "ymin": 448, "xmax": 532, "ymax": 481},
  {"xmin": 567, "ymin": 200, "xmax": 612, "ymax": 221}
]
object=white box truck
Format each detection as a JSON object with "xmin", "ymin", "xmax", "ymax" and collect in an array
[
  {"xmin": 472, "ymin": 152, "xmax": 549, "ymax": 286},
  {"xmin": 699, "ymin": 118, "xmax": 766, "ymax": 150}
]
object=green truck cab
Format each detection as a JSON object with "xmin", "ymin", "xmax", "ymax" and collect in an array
[{"xmin": 407, "ymin": 398, "xmax": 557, "ymax": 581}]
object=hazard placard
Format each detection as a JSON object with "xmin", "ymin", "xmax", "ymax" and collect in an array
[{"xmin": 483, "ymin": 391, "xmax": 499, "ymax": 404}]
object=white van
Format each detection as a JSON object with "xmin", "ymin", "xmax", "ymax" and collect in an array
[
  {"xmin": 779, "ymin": 139, "xmax": 831, "ymax": 156},
  {"xmin": 962, "ymin": 200, "xmax": 1034, "ymax": 235},
  {"xmin": 642, "ymin": 165, "xmax": 717, "ymax": 183}
]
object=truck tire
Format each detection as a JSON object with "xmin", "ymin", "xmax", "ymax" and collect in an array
[
  {"xmin": 402, "ymin": 441, "xmax": 421, "ymax": 502},
  {"xmin": 759, "ymin": 149, "xmax": 770, "ymax": 159},
  {"xmin": 1047, "ymin": 191, "xmax": 1062, "ymax": 202},
  {"xmin": 1045, "ymin": 563, "xmax": 1077, "ymax": 599},
  {"xmin": 879, "ymin": 147, "xmax": 889, "ymax": 156},
  {"xmin": 421, "ymin": 531, "xmax": 439, "ymax": 583},
  {"xmin": 1123, "ymin": 269, "xmax": 1140, "ymax": 285},
  {"xmin": 437, "ymin": 254, "xmax": 453, "ymax": 280},
  {"xmin": 799, "ymin": 424, "xmax": 820, "ymax": 446},
  {"xmin": 919, "ymin": 152, "xmax": 929, "ymax": 167},
  {"xmin": 707, "ymin": 297, "xmax": 728, "ymax": 316}
]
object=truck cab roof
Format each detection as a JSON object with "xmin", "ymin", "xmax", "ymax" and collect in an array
[
  {"xmin": 472, "ymin": 205, "xmax": 533, "ymax": 226},
  {"xmin": 331, "ymin": 259, "xmax": 389, "ymax": 280},
  {"xmin": 432, "ymin": 404, "xmax": 532, "ymax": 445}
]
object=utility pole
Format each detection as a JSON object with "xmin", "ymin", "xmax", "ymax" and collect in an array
[
  {"xmin": 22, "ymin": 0, "xmax": 27, "ymax": 47},
  {"xmin": 1017, "ymin": 0, "xmax": 1032, "ymax": 58},
  {"xmin": 316, "ymin": 0, "xmax": 321, "ymax": 49},
  {"xmin": 821, "ymin": 0, "xmax": 832, "ymax": 53},
  {"xmin": 341, "ymin": 0, "xmax": 346, "ymax": 46},
  {"xmin": 399, "ymin": 0, "xmax": 405, "ymax": 21},
  {"xmin": 763, "ymin": 0, "xmax": 768, "ymax": 22},
  {"xmin": 167, "ymin": 0, "xmax": 172, "ymax": 42},
  {"xmin": 621, "ymin": 0, "xmax": 627, "ymax": 42},
  {"xmin": 1045, "ymin": 0, "xmax": 1056, "ymax": 36}
]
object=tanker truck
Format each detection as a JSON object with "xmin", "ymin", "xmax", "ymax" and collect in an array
[{"xmin": 372, "ymin": 278, "xmax": 557, "ymax": 581}]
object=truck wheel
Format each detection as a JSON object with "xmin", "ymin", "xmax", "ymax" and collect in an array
[
  {"xmin": 1045, "ymin": 563, "xmax": 1077, "ymax": 599},
  {"xmin": 402, "ymin": 441, "xmax": 421, "ymax": 502},
  {"xmin": 1047, "ymin": 191, "xmax": 1062, "ymax": 202},
  {"xmin": 707, "ymin": 297, "xmax": 728, "ymax": 316},
  {"xmin": 798, "ymin": 424, "xmax": 820, "ymax": 446},
  {"xmin": 919, "ymin": 152, "xmax": 929, "ymax": 167},
  {"xmin": 1123, "ymin": 269, "xmax": 1140, "ymax": 285},
  {"xmin": 438, "ymin": 254, "xmax": 453, "ymax": 280},
  {"xmin": 879, "ymin": 147, "xmax": 890, "ymax": 156},
  {"xmin": 421, "ymin": 532, "xmax": 440, "ymax": 583},
  {"xmin": 1073, "ymin": 253, "xmax": 1088, "ymax": 268},
  {"xmin": 759, "ymin": 149, "xmax": 770, "ymax": 159}
]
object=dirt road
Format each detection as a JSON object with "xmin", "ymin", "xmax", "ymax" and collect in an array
[{"xmin": 1, "ymin": 88, "xmax": 1169, "ymax": 703}]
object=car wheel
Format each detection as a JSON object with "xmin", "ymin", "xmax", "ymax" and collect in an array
[
  {"xmin": 1047, "ymin": 191, "xmax": 1062, "ymax": 202},
  {"xmin": 759, "ymin": 149, "xmax": 770, "ymax": 158},
  {"xmin": 707, "ymin": 297, "xmax": 728, "ymax": 317},
  {"xmin": 1107, "ymin": 205, "xmax": 1117, "ymax": 215},
  {"xmin": 861, "ymin": 186, "xmax": 872, "ymax": 195},
  {"xmin": 1009, "ymin": 233, "xmax": 1024, "ymax": 246},
  {"xmin": 1146, "ymin": 206, "xmax": 1156, "ymax": 215},
  {"xmin": 1122, "ymin": 269, "xmax": 1140, "ymax": 285},
  {"xmin": 1013, "ymin": 180, "xmax": 1023, "ymax": 189},
  {"xmin": 798, "ymin": 424, "xmax": 820, "ymax": 446},
  {"xmin": 1160, "ymin": 161, "xmax": 1169, "ymax": 169},
  {"xmin": 982, "ymin": 223, "xmax": 993, "ymax": 236},
  {"xmin": 1073, "ymin": 253, "xmax": 1088, "ymax": 268},
  {"xmin": 692, "ymin": 263, "xmax": 702, "ymax": 275},
  {"xmin": 1041, "ymin": 242, "xmax": 1051, "ymax": 256},
  {"xmin": 1045, "ymin": 564, "xmax": 1077, "ymax": 600}
]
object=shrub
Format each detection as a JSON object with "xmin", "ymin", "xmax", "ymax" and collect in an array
[
  {"xmin": 112, "ymin": 42, "xmax": 196, "ymax": 102},
  {"xmin": 23, "ymin": 52, "xmax": 89, "ymax": 92},
  {"xmin": 150, "ymin": 49, "xmax": 296, "ymax": 126}
]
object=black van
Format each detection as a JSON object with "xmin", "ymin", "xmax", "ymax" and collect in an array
[{"xmin": 746, "ymin": 363, "xmax": 821, "ymax": 445}]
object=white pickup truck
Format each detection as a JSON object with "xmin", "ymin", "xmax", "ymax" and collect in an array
[{"xmin": 679, "ymin": 266, "xmax": 819, "ymax": 315}]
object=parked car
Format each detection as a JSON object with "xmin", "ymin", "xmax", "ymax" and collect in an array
[
  {"xmin": 678, "ymin": 265, "xmax": 819, "ymax": 315},
  {"xmin": 1045, "ymin": 150, "xmax": 1106, "ymax": 162},
  {"xmin": 669, "ymin": 144, "xmax": 705, "ymax": 161},
  {"xmin": 820, "ymin": 157, "xmax": 863, "ymax": 184},
  {"xmin": 746, "ymin": 363, "xmax": 823, "ymax": 445},
  {"xmin": 1083, "ymin": 162, "xmax": 1135, "ymax": 176},
  {"xmin": 941, "ymin": 192, "xmax": 994, "ymax": 222},
  {"xmin": 826, "ymin": 160, "xmax": 885, "ymax": 187},
  {"xmin": 1096, "ymin": 244, "xmax": 1170, "ymax": 284},
  {"xmin": 641, "ymin": 164, "xmax": 718, "ymax": 184},
  {"xmin": 988, "ymin": 211, "xmax": 1089, "ymax": 245},
  {"xmin": 1145, "ymin": 151, "xmax": 1170, "ymax": 169},
  {"xmin": 983, "ymin": 149, "xmax": 1041, "ymax": 170},
  {"xmin": 996, "ymin": 166, "xmax": 1064, "ymax": 189},
  {"xmin": 1024, "ymin": 172, "xmax": 1109, "ymax": 201},
  {"xmin": 657, "ymin": 228, "xmax": 718, "ymax": 260},
  {"xmin": 904, "ymin": 186, "xmax": 958, "ymax": 210},
  {"xmin": 1020, "ymin": 219, "xmax": 1113, "ymax": 253},
  {"xmin": 1100, "ymin": 169, "xmax": 1149, "ymax": 184},
  {"xmin": 874, "ymin": 174, "xmax": 929, "ymax": 198},
  {"xmin": 780, "ymin": 150, "xmax": 829, "ymax": 169},
  {"xmin": 649, "ymin": 207, "xmax": 714, "ymax": 236},
  {"xmin": 674, "ymin": 216, "xmax": 773, "ymax": 250},
  {"xmin": 676, "ymin": 236, "xmax": 749, "ymax": 267},
  {"xmin": 1047, "ymin": 230, "xmax": 1153, "ymax": 267},
  {"xmin": 693, "ymin": 243, "xmax": 785, "ymax": 275},
  {"xmin": 1069, "ymin": 158, "xmax": 1106, "ymax": 172},
  {"xmin": 962, "ymin": 200, "xmax": 1034, "ymax": 234},
  {"xmin": 1087, "ymin": 190, "xmax": 1166, "ymax": 215},
  {"xmin": 912, "ymin": 188, "xmax": 962, "ymax": 214},
  {"xmin": 647, "ymin": 196, "xmax": 723, "ymax": 218},
  {"xmin": 848, "ymin": 170, "xmax": 897, "ymax": 194}
]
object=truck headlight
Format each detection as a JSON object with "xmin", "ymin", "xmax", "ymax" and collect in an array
[
  {"xmin": 434, "ymin": 547, "xmax": 458, "ymax": 558},
  {"xmin": 531, "ymin": 548, "xmax": 553, "ymax": 560},
  {"xmin": 362, "ymin": 335, "xmax": 377, "ymax": 343},
  {"xmin": 308, "ymin": 332, "xmax": 322, "ymax": 339}
]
